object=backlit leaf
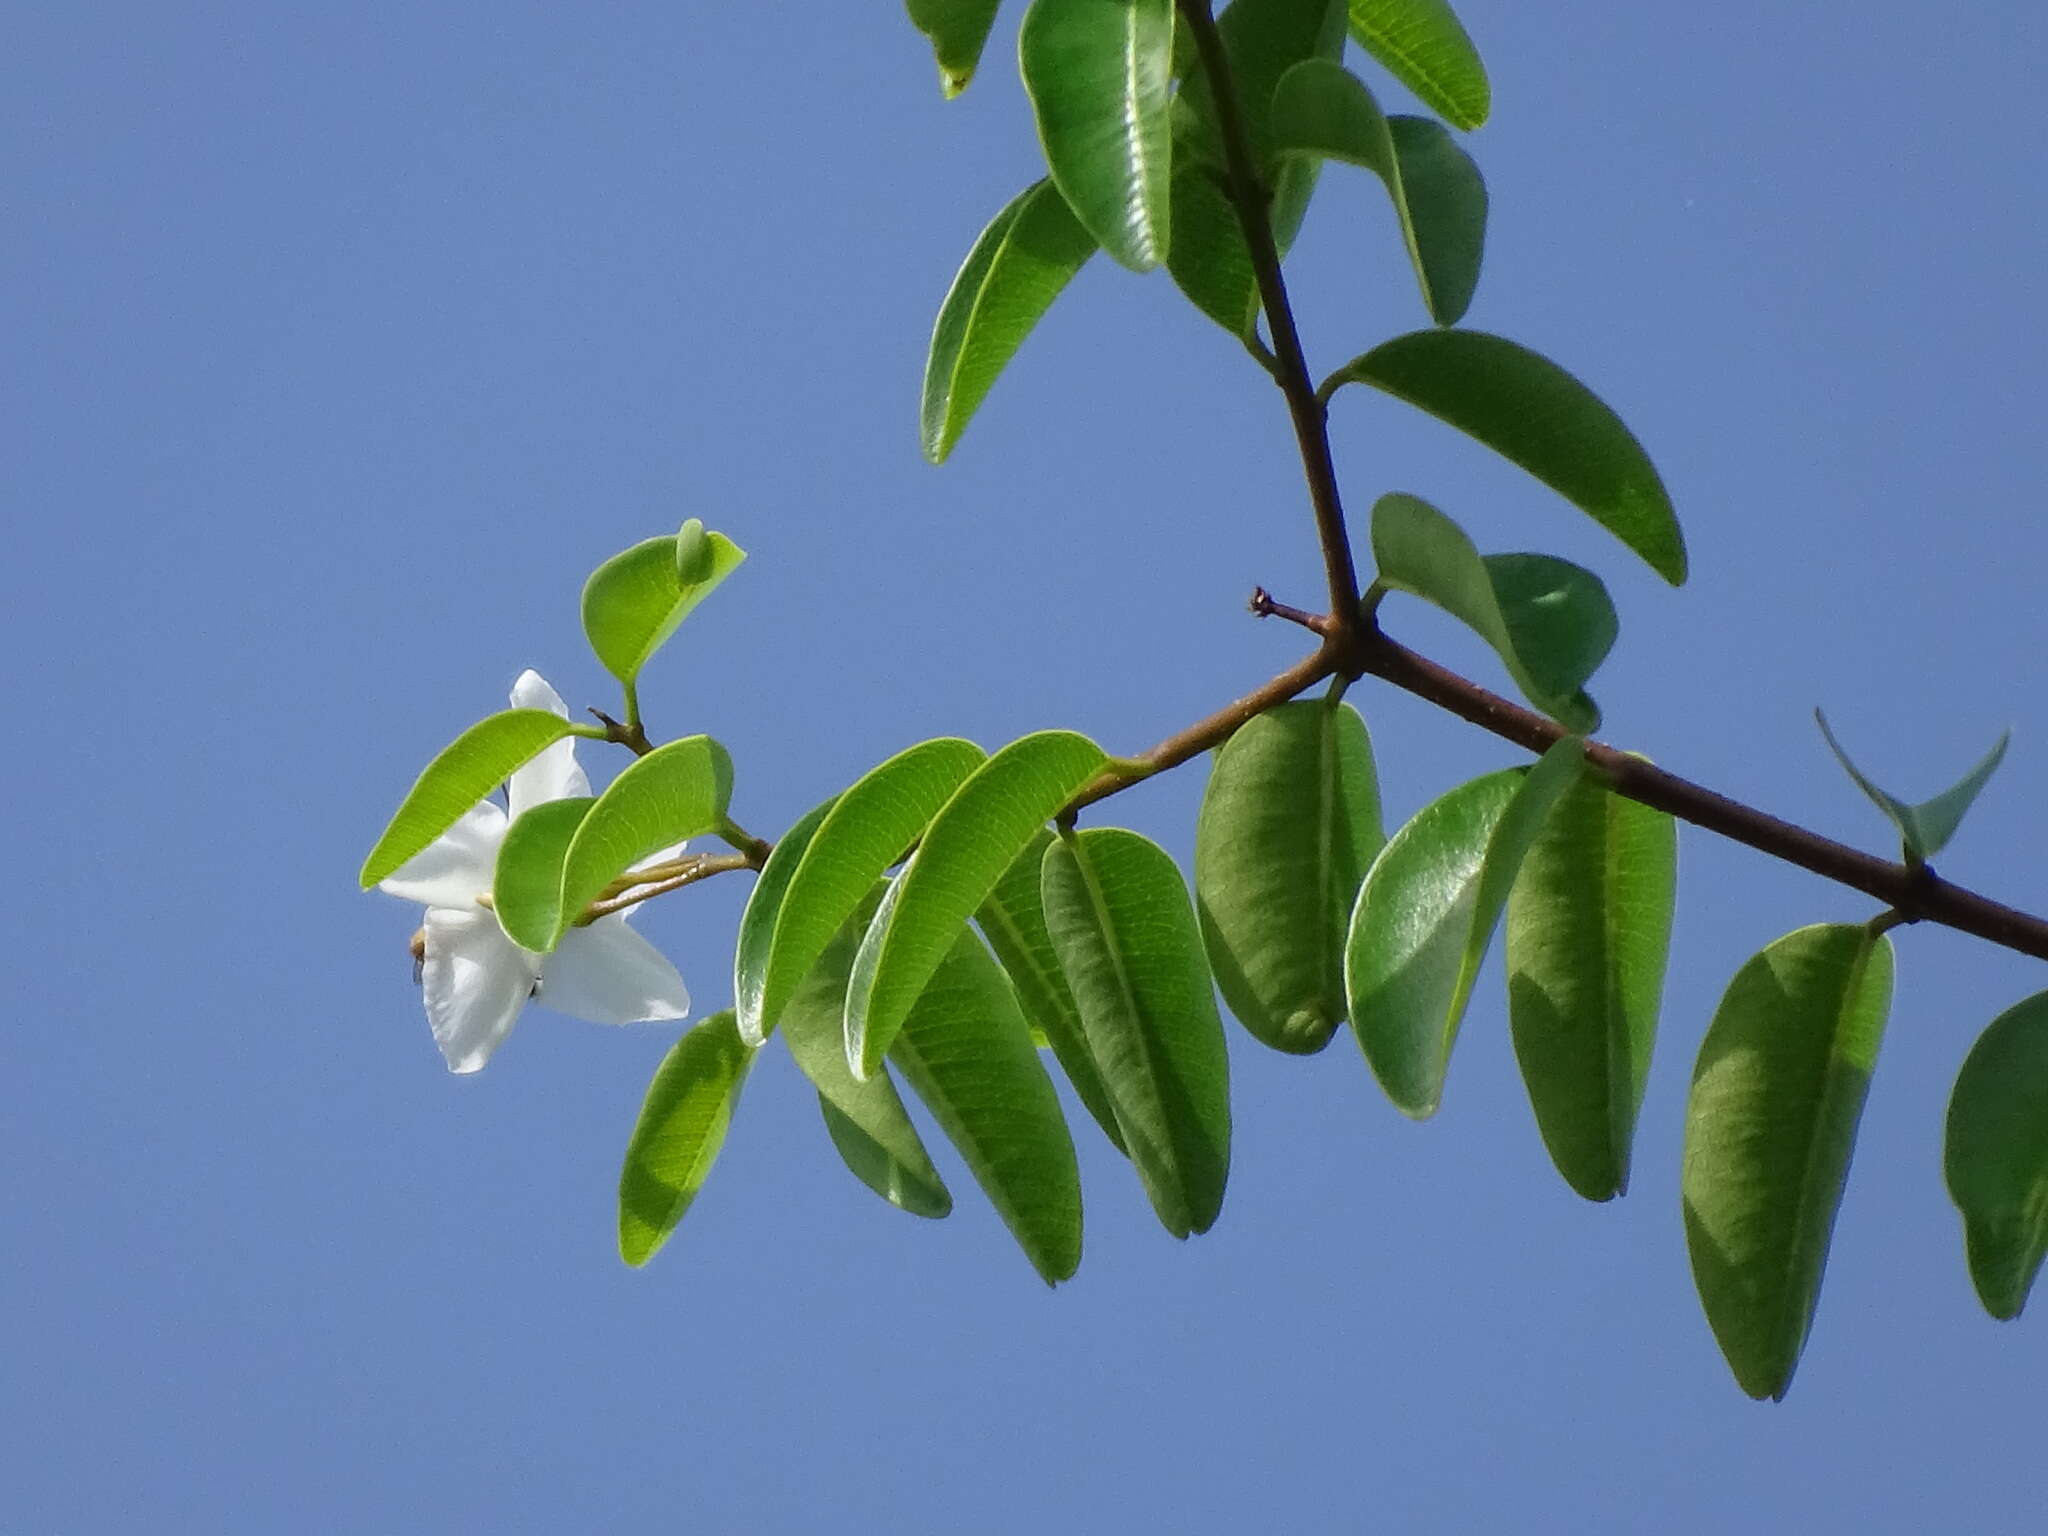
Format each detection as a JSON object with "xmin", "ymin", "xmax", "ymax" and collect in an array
[
  {"xmin": 1945, "ymin": 992, "xmax": 2048, "ymax": 1320},
  {"xmin": 492, "ymin": 796, "xmax": 595, "ymax": 952},
  {"xmin": 581, "ymin": 529, "xmax": 747, "ymax": 686},
  {"xmin": 1815, "ymin": 710, "xmax": 2011, "ymax": 865},
  {"xmin": 1346, "ymin": 0, "xmax": 1489, "ymax": 129},
  {"xmin": 905, "ymin": 0, "xmax": 1005, "ymax": 96},
  {"xmin": 732, "ymin": 795, "xmax": 837, "ymax": 1046},
  {"xmin": 554, "ymin": 735, "xmax": 733, "ymax": 948},
  {"xmin": 618, "ymin": 1011, "xmax": 753, "ymax": 1267}
]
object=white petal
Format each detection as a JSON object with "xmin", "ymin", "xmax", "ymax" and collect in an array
[
  {"xmin": 506, "ymin": 672, "xmax": 589, "ymax": 819},
  {"xmin": 421, "ymin": 908, "xmax": 541, "ymax": 1073},
  {"xmin": 509, "ymin": 669, "xmax": 568, "ymax": 716},
  {"xmin": 540, "ymin": 917, "xmax": 691, "ymax": 1026},
  {"xmin": 377, "ymin": 802, "xmax": 507, "ymax": 909}
]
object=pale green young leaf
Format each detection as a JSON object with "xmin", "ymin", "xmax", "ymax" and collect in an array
[
  {"xmin": 733, "ymin": 795, "xmax": 838, "ymax": 1046},
  {"xmin": 1683, "ymin": 924, "xmax": 1893, "ymax": 1400},
  {"xmin": 359, "ymin": 708, "xmax": 575, "ymax": 888},
  {"xmin": 492, "ymin": 796, "xmax": 595, "ymax": 952},
  {"xmin": 1944, "ymin": 993, "xmax": 2048, "ymax": 1320},
  {"xmin": 905, "ymin": 0, "xmax": 1005, "ymax": 96},
  {"xmin": 1330, "ymin": 331, "xmax": 1686, "ymax": 585},
  {"xmin": 1814, "ymin": 710, "xmax": 2011, "ymax": 864},
  {"xmin": 580, "ymin": 528, "xmax": 747, "ymax": 686},
  {"xmin": 618, "ymin": 1011, "xmax": 753, "ymax": 1267},
  {"xmin": 1346, "ymin": 0, "xmax": 1489, "ymax": 129},
  {"xmin": 553, "ymin": 735, "xmax": 734, "ymax": 948}
]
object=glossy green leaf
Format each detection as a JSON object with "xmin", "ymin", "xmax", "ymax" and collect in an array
[
  {"xmin": 1346, "ymin": 0, "xmax": 1489, "ymax": 130},
  {"xmin": 1815, "ymin": 709, "xmax": 2011, "ymax": 865},
  {"xmin": 359, "ymin": 708, "xmax": 575, "ymax": 888},
  {"xmin": 1329, "ymin": 331, "xmax": 1686, "ymax": 585},
  {"xmin": 889, "ymin": 924, "xmax": 1084, "ymax": 1283},
  {"xmin": 906, "ymin": 0, "xmax": 1005, "ymax": 96},
  {"xmin": 618, "ymin": 1011, "xmax": 753, "ymax": 1267},
  {"xmin": 1165, "ymin": 164, "xmax": 1261, "ymax": 336},
  {"xmin": 1346, "ymin": 738, "xmax": 1582, "ymax": 1118},
  {"xmin": 1683, "ymin": 924, "xmax": 1893, "ymax": 1400},
  {"xmin": 580, "ymin": 528, "xmax": 747, "ymax": 686},
  {"xmin": 731, "ymin": 796, "xmax": 836, "ymax": 1046},
  {"xmin": 1042, "ymin": 827, "xmax": 1232, "ymax": 1238},
  {"xmin": 779, "ymin": 886, "xmax": 953, "ymax": 1219},
  {"xmin": 922, "ymin": 179, "xmax": 1098, "ymax": 463},
  {"xmin": 492, "ymin": 796, "xmax": 595, "ymax": 952},
  {"xmin": 977, "ymin": 829, "xmax": 1129, "ymax": 1151},
  {"xmin": 1019, "ymin": 0, "xmax": 1175, "ymax": 272},
  {"xmin": 1195, "ymin": 699, "xmax": 1383, "ymax": 1054},
  {"xmin": 1945, "ymin": 992, "xmax": 2048, "ymax": 1319},
  {"xmin": 553, "ymin": 735, "xmax": 734, "ymax": 948},
  {"xmin": 1371, "ymin": 492, "xmax": 1615, "ymax": 733},
  {"xmin": 750, "ymin": 739, "xmax": 986, "ymax": 1043},
  {"xmin": 1268, "ymin": 59, "xmax": 1485, "ymax": 323},
  {"xmin": 847, "ymin": 730, "xmax": 1108, "ymax": 1077},
  {"xmin": 1505, "ymin": 774, "xmax": 1675, "ymax": 1200}
]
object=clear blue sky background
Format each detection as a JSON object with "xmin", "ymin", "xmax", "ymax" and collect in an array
[{"xmin": 8, "ymin": 3, "xmax": 2047, "ymax": 1530}]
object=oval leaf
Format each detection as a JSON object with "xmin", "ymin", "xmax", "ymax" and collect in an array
[
  {"xmin": 1346, "ymin": 0, "xmax": 1490, "ymax": 130},
  {"xmin": 906, "ymin": 0, "xmax": 1005, "ymax": 96},
  {"xmin": 1372, "ymin": 492, "xmax": 1614, "ymax": 733},
  {"xmin": 1346, "ymin": 738, "xmax": 1583, "ymax": 1118},
  {"xmin": 1195, "ymin": 698, "xmax": 1384, "ymax": 1054},
  {"xmin": 1682, "ymin": 923, "xmax": 1894, "ymax": 1400},
  {"xmin": 752, "ymin": 738, "xmax": 987, "ymax": 1043},
  {"xmin": 554, "ymin": 735, "xmax": 734, "ymax": 948},
  {"xmin": 889, "ymin": 924, "xmax": 1084, "ymax": 1283},
  {"xmin": 360, "ymin": 708, "xmax": 575, "ymax": 888},
  {"xmin": 922, "ymin": 179, "xmax": 1098, "ymax": 463},
  {"xmin": 618, "ymin": 1010, "xmax": 753, "ymax": 1267},
  {"xmin": 1331, "ymin": 331, "xmax": 1686, "ymax": 585},
  {"xmin": 1505, "ymin": 773, "xmax": 1675, "ymax": 1200},
  {"xmin": 846, "ymin": 730, "xmax": 1108, "ymax": 1077},
  {"xmin": 1020, "ymin": 0, "xmax": 1175, "ymax": 272},
  {"xmin": 1944, "ymin": 992, "xmax": 2048, "ymax": 1319},
  {"xmin": 492, "ymin": 796, "xmax": 596, "ymax": 952},
  {"xmin": 1042, "ymin": 827, "xmax": 1232, "ymax": 1238},
  {"xmin": 732, "ymin": 795, "xmax": 837, "ymax": 1046},
  {"xmin": 1814, "ymin": 709, "xmax": 2011, "ymax": 865},
  {"xmin": 581, "ymin": 529, "xmax": 748, "ymax": 686},
  {"xmin": 1166, "ymin": 162, "xmax": 1261, "ymax": 336}
]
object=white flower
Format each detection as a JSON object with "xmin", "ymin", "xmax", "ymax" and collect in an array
[{"xmin": 379, "ymin": 670, "xmax": 691, "ymax": 1073}]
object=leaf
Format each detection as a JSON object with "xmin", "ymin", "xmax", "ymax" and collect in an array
[
  {"xmin": 1345, "ymin": 738, "xmax": 1582, "ymax": 1118},
  {"xmin": 1042, "ymin": 827, "xmax": 1232, "ymax": 1238},
  {"xmin": 580, "ymin": 528, "xmax": 748, "ymax": 686},
  {"xmin": 1682, "ymin": 924, "xmax": 1894, "ymax": 1400},
  {"xmin": 847, "ymin": 730, "xmax": 1108, "ymax": 1077},
  {"xmin": 1166, "ymin": 163, "xmax": 1261, "ymax": 336},
  {"xmin": 1814, "ymin": 710, "xmax": 2011, "ymax": 865},
  {"xmin": 922, "ymin": 180, "xmax": 1098, "ymax": 463},
  {"xmin": 492, "ymin": 796, "xmax": 596, "ymax": 952},
  {"xmin": 889, "ymin": 924, "xmax": 1084, "ymax": 1284},
  {"xmin": 1195, "ymin": 698, "xmax": 1384, "ymax": 1053},
  {"xmin": 905, "ymin": 0, "xmax": 1005, "ymax": 96},
  {"xmin": 1346, "ymin": 0, "xmax": 1490, "ymax": 130},
  {"xmin": 1944, "ymin": 992, "xmax": 2048, "ymax": 1319},
  {"xmin": 1329, "ymin": 331, "xmax": 1686, "ymax": 585},
  {"xmin": 977, "ymin": 829, "xmax": 1129, "ymax": 1151},
  {"xmin": 553, "ymin": 735, "xmax": 734, "ymax": 948},
  {"xmin": 748, "ymin": 739, "xmax": 987, "ymax": 1043},
  {"xmin": 673, "ymin": 517, "xmax": 715, "ymax": 584},
  {"xmin": 1505, "ymin": 773, "xmax": 1675, "ymax": 1200},
  {"xmin": 1019, "ymin": 0, "xmax": 1175, "ymax": 271},
  {"xmin": 359, "ymin": 708, "xmax": 575, "ymax": 888},
  {"xmin": 779, "ymin": 885, "xmax": 953, "ymax": 1219},
  {"xmin": 732, "ymin": 795, "xmax": 837, "ymax": 1046},
  {"xmin": 618, "ymin": 1011, "xmax": 753, "ymax": 1267},
  {"xmin": 1371, "ymin": 492, "xmax": 1615, "ymax": 732},
  {"xmin": 1268, "ymin": 59, "xmax": 1485, "ymax": 324}
]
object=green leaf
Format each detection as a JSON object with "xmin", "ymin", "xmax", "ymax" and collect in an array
[
  {"xmin": 732, "ymin": 795, "xmax": 837, "ymax": 1046},
  {"xmin": 1020, "ymin": 0, "xmax": 1175, "ymax": 272},
  {"xmin": 1505, "ymin": 774, "xmax": 1675, "ymax": 1200},
  {"xmin": 618, "ymin": 1011, "xmax": 753, "ymax": 1267},
  {"xmin": 492, "ymin": 796, "xmax": 595, "ymax": 952},
  {"xmin": 1814, "ymin": 710, "xmax": 2011, "ymax": 865},
  {"xmin": 922, "ymin": 180, "xmax": 1098, "ymax": 463},
  {"xmin": 905, "ymin": 0, "xmax": 1005, "ymax": 96},
  {"xmin": 553, "ymin": 735, "xmax": 734, "ymax": 948},
  {"xmin": 1682, "ymin": 924, "xmax": 1894, "ymax": 1400},
  {"xmin": 1268, "ymin": 59, "xmax": 1485, "ymax": 324},
  {"xmin": 779, "ymin": 885, "xmax": 953, "ymax": 1219},
  {"xmin": 847, "ymin": 730, "xmax": 1108, "ymax": 1077},
  {"xmin": 580, "ymin": 529, "xmax": 748, "ymax": 686},
  {"xmin": 1166, "ymin": 163, "xmax": 1261, "ymax": 336},
  {"xmin": 977, "ymin": 829, "xmax": 1130, "ymax": 1152},
  {"xmin": 1346, "ymin": 738, "xmax": 1582, "ymax": 1118},
  {"xmin": 1371, "ymin": 492, "xmax": 1615, "ymax": 732},
  {"xmin": 359, "ymin": 708, "xmax": 575, "ymax": 888},
  {"xmin": 1346, "ymin": 0, "xmax": 1490, "ymax": 130},
  {"xmin": 749, "ymin": 739, "xmax": 987, "ymax": 1043},
  {"xmin": 673, "ymin": 517, "xmax": 715, "ymax": 584},
  {"xmin": 889, "ymin": 923, "xmax": 1084, "ymax": 1283},
  {"xmin": 1042, "ymin": 827, "xmax": 1232, "ymax": 1238},
  {"xmin": 1945, "ymin": 992, "xmax": 2048, "ymax": 1320},
  {"xmin": 1329, "ymin": 331, "xmax": 1686, "ymax": 585},
  {"xmin": 1195, "ymin": 698, "xmax": 1384, "ymax": 1054}
]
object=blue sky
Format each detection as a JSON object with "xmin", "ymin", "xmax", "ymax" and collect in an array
[{"xmin": 8, "ymin": 2, "xmax": 2047, "ymax": 1530}]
